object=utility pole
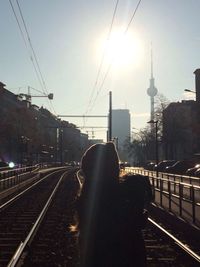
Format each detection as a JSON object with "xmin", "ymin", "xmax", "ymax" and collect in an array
[{"xmin": 108, "ymin": 91, "xmax": 112, "ymax": 141}]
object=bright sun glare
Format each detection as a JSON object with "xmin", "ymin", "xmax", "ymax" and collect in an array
[{"xmin": 97, "ymin": 28, "xmax": 144, "ymax": 69}]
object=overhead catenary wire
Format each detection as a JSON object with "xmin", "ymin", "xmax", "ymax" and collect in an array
[
  {"xmin": 87, "ymin": 64, "xmax": 112, "ymax": 115},
  {"xmin": 15, "ymin": 0, "xmax": 57, "ymax": 115},
  {"xmin": 15, "ymin": 0, "xmax": 48, "ymax": 96},
  {"xmin": 84, "ymin": 0, "xmax": 120, "ymax": 116},
  {"xmin": 86, "ymin": 0, "xmax": 143, "ymax": 115},
  {"xmin": 8, "ymin": 0, "xmax": 56, "ymax": 114},
  {"xmin": 124, "ymin": 0, "xmax": 142, "ymax": 34},
  {"xmin": 8, "ymin": 0, "xmax": 44, "ymax": 93}
]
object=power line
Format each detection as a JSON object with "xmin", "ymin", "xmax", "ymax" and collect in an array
[
  {"xmin": 87, "ymin": 0, "xmax": 143, "ymax": 115},
  {"xmin": 124, "ymin": 0, "xmax": 142, "ymax": 33},
  {"xmin": 16, "ymin": 0, "xmax": 48, "ymax": 96},
  {"xmin": 8, "ymin": 0, "xmax": 43, "ymax": 91},
  {"xmin": 16, "ymin": 0, "xmax": 56, "ymax": 114},
  {"xmin": 16, "ymin": 0, "xmax": 57, "ymax": 115},
  {"xmin": 84, "ymin": 0, "xmax": 120, "ymax": 116},
  {"xmin": 8, "ymin": 0, "xmax": 56, "ymax": 114},
  {"xmin": 87, "ymin": 65, "xmax": 112, "ymax": 115}
]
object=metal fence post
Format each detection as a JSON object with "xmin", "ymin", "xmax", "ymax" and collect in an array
[
  {"xmin": 160, "ymin": 178, "xmax": 163, "ymax": 206},
  {"xmin": 174, "ymin": 175, "xmax": 177, "ymax": 194},
  {"xmin": 168, "ymin": 180, "xmax": 171, "ymax": 211},
  {"xmin": 151, "ymin": 176, "xmax": 155, "ymax": 200},
  {"xmin": 179, "ymin": 183, "xmax": 182, "ymax": 217},
  {"xmin": 156, "ymin": 176, "xmax": 159, "ymax": 188},
  {"xmin": 191, "ymin": 186, "xmax": 196, "ymax": 224}
]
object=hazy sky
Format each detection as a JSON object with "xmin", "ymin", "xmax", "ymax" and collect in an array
[{"xmin": 1, "ymin": 0, "xmax": 200, "ymax": 140}]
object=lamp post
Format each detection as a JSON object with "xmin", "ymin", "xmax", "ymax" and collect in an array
[{"xmin": 147, "ymin": 120, "xmax": 158, "ymax": 176}]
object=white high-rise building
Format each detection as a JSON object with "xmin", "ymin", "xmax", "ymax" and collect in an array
[{"xmin": 112, "ymin": 109, "xmax": 130, "ymax": 160}]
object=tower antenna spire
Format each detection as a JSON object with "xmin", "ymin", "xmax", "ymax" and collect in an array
[
  {"xmin": 147, "ymin": 43, "xmax": 158, "ymax": 123},
  {"xmin": 151, "ymin": 42, "xmax": 153, "ymax": 79}
]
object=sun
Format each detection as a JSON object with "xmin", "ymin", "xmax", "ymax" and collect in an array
[{"xmin": 96, "ymin": 27, "xmax": 144, "ymax": 69}]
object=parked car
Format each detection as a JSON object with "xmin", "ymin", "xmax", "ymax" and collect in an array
[
  {"xmin": 119, "ymin": 162, "xmax": 131, "ymax": 169},
  {"xmin": 186, "ymin": 164, "xmax": 200, "ymax": 176},
  {"xmin": 194, "ymin": 168, "xmax": 200, "ymax": 177},
  {"xmin": 153, "ymin": 160, "xmax": 177, "ymax": 172},
  {"xmin": 0, "ymin": 161, "xmax": 12, "ymax": 171},
  {"xmin": 165, "ymin": 160, "xmax": 198, "ymax": 175},
  {"xmin": 0, "ymin": 161, "xmax": 9, "ymax": 168},
  {"xmin": 146, "ymin": 162, "xmax": 156, "ymax": 171}
]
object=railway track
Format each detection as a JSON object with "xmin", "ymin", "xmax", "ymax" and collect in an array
[
  {"xmin": 77, "ymin": 171, "xmax": 200, "ymax": 266},
  {"xmin": 0, "ymin": 169, "xmax": 199, "ymax": 266},
  {"xmin": 0, "ymin": 167, "xmax": 76, "ymax": 267},
  {"xmin": 144, "ymin": 217, "xmax": 200, "ymax": 266},
  {"xmin": 20, "ymin": 169, "xmax": 80, "ymax": 267}
]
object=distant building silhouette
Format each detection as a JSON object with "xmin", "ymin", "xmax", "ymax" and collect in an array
[
  {"xmin": 163, "ymin": 69, "xmax": 200, "ymax": 159},
  {"xmin": 0, "ymin": 83, "xmax": 89, "ymax": 164},
  {"xmin": 89, "ymin": 139, "xmax": 104, "ymax": 145},
  {"xmin": 194, "ymin": 69, "xmax": 200, "ymax": 103},
  {"xmin": 112, "ymin": 109, "xmax": 130, "ymax": 161}
]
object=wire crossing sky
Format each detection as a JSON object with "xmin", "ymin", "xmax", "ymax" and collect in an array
[
  {"xmin": 1, "ymin": 0, "xmax": 200, "ymax": 140},
  {"xmin": 86, "ymin": 0, "xmax": 143, "ymax": 116},
  {"xmin": 84, "ymin": 0, "xmax": 120, "ymax": 116}
]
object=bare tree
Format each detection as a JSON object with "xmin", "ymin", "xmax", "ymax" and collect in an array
[
  {"xmin": 124, "ymin": 126, "xmax": 154, "ymax": 166},
  {"xmin": 125, "ymin": 93, "xmax": 170, "ymax": 166}
]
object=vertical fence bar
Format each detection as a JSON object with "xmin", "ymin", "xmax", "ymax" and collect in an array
[
  {"xmin": 4, "ymin": 178, "xmax": 6, "ymax": 190},
  {"xmin": 173, "ymin": 175, "xmax": 176, "ymax": 194},
  {"xmin": 152, "ymin": 176, "xmax": 155, "ymax": 200},
  {"xmin": 156, "ymin": 176, "xmax": 159, "ymax": 188},
  {"xmin": 191, "ymin": 186, "xmax": 196, "ymax": 224},
  {"xmin": 160, "ymin": 178, "xmax": 163, "ymax": 206},
  {"xmin": 168, "ymin": 180, "xmax": 171, "ymax": 211},
  {"xmin": 189, "ymin": 185, "xmax": 192, "ymax": 200},
  {"xmin": 179, "ymin": 183, "xmax": 182, "ymax": 217}
]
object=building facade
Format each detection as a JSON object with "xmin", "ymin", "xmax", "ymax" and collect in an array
[
  {"xmin": 163, "ymin": 100, "xmax": 200, "ymax": 159},
  {"xmin": 112, "ymin": 109, "xmax": 131, "ymax": 161},
  {"xmin": 0, "ymin": 82, "xmax": 89, "ymax": 165},
  {"xmin": 162, "ymin": 69, "xmax": 200, "ymax": 160}
]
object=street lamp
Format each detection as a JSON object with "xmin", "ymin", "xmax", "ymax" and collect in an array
[
  {"xmin": 184, "ymin": 89, "xmax": 196, "ymax": 93},
  {"xmin": 184, "ymin": 89, "xmax": 196, "ymax": 100},
  {"xmin": 147, "ymin": 120, "xmax": 159, "ymax": 176}
]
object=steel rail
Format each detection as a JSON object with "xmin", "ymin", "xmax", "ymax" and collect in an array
[
  {"xmin": 148, "ymin": 217, "xmax": 200, "ymax": 263},
  {"xmin": 76, "ymin": 170, "xmax": 83, "ymax": 189},
  {"xmin": 7, "ymin": 170, "xmax": 68, "ymax": 267},
  {"xmin": 0, "ymin": 169, "xmax": 64, "ymax": 211},
  {"xmin": 73, "ymin": 170, "xmax": 200, "ymax": 264}
]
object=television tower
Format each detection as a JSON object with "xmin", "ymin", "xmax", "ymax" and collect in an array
[{"xmin": 147, "ymin": 48, "xmax": 158, "ymax": 122}]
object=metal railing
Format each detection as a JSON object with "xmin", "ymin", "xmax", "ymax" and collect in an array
[
  {"xmin": 0, "ymin": 166, "xmax": 37, "ymax": 180},
  {"xmin": 0, "ymin": 165, "xmax": 41, "ymax": 192},
  {"xmin": 126, "ymin": 168, "xmax": 200, "ymax": 227},
  {"xmin": 0, "ymin": 163, "xmax": 66, "ymax": 193},
  {"xmin": 127, "ymin": 168, "xmax": 200, "ymax": 186}
]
